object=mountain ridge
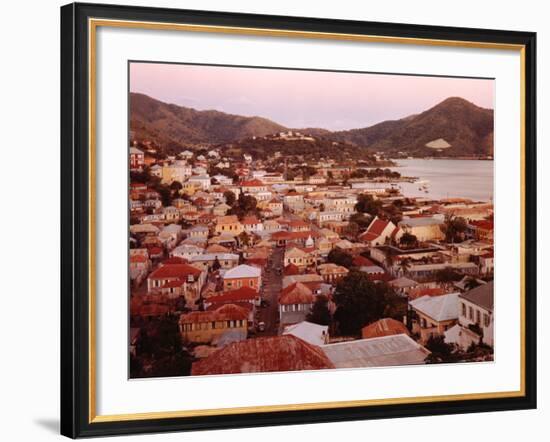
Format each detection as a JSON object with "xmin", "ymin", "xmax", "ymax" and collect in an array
[{"xmin": 130, "ymin": 92, "xmax": 493, "ymax": 157}]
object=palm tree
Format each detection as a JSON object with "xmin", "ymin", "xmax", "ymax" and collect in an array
[{"xmin": 398, "ymin": 258, "xmax": 411, "ymax": 276}]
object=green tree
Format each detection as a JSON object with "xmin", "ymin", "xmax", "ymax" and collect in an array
[
  {"xmin": 435, "ymin": 267, "xmax": 462, "ymax": 283},
  {"xmin": 343, "ymin": 221, "xmax": 360, "ymax": 240},
  {"xmin": 398, "ymin": 258, "xmax": 412, "ymax": 276},
  {"xmin": 424, "ymin": 335, "xmax": 461, "ymax": 364},
  {"xmin": 306, "ymin": 295, "xmax": 332, "ymax": 326},
  {"xmin": 229, "ymin": 194, "xmax": 258, "ymax": 219},
  {"xmin": 169, "ymin": 180, "xmax": 183, "ymax": 192},
  {"xmin": 355, "ymin": 194, "xmax": 383, "ymax": 216},
  {"xmin": 327, "ymin": 248, "xmax": 353, "ymax": 269},
  {"xmin": 223, "ymin": 190, "xmax": 236, "ymax": 206},
  {"xmin": 441, "ymin": 214, "xmax": 468, "ymax": 243},
  {"xmin": 238, "ymin": 231, "xmax": 251, "ymax": 247},
  {"xmin": 212, "ymin": 257, "xmax": 221, "ymax": 271},
  {"xmin": 333, "ymin": 270, "xmax": 399, "ymax": 335},
  {"xmin": 349, "ymin": 213, "xmax": 372, "ymax": 230},
  {"xmin": 155, "ymin": 185, "xmax": 172, "ymax": 207},
  {"xmin": 400, "ymin": 232, "xmax": 418, "ymax": 247}
]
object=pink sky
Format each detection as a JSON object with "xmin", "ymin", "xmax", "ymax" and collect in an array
[{"xmin": 130, "ymin": 62, "xmax": 494, "ymax": 131}]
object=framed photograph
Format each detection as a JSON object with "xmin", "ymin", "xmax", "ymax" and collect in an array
[{"xmin": 60, "ymin": 2, "xmax": 537, "ymax": 438}]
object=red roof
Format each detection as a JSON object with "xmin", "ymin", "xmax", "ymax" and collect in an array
[
  {"xmin": 207, "ymin": 287, "xmax": 258, "ymax": 303},
  {"xmin": 245, "ymin": 257, "xmax": 268, "ymax": 267},
  {"xmin": 279, "ymin": 283, "xmax": 315, "ymax": 305},
  {"xmin": 283, "ymin": 264, "xmax": 301, "ymax": 276},
  {"xmin": 470, "ymin": 220, "xmax": 494, "ymax": 231},
  {"xmin": 161, "ymin": 279, "xmax": 185, "ymax": 288},
  {"xmin": 368, "ymin": 218, "xmax": 390, "ymax": 235},
  {"xmin": 147, "ymin": 246, "xmax": 163, "ymax": 256},
  {"xmin": 130, "ymin": 254, "xmax": 148, "ymax": 263},
  {"xmin": 408, "ymin": 287, "xmax": 447, "ymax": 300},
  {"xmin": 206, "ymin": 301, "xmax": 253, "ymax": 313},
  {"xmin": 161, "ymin": 257, "xmax": 189, "ymax": 265},
  {"xmin": 242, "ymin": 216, "xmax": 261, "ymax": 225},
  {"xmin": 353, "ymin": 255, "xmax": 375, "ymax": 267},
  {"xmin": 361, "ymin": 318, "xmax": 410, "ymax": 339},
  {"xmin": 241, "ymin": 179, "xmax": 265, "ymax": 187},
  {"xmin": 148, "ymin": 263, "xmax": 202, "ymax": 280},
  {"xmin": 191, "ymin": 335, "xmax": 334, "ymax": 375}
]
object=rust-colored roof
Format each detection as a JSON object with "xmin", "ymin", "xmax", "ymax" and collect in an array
[
  {"xmin": 242, "ymin": 216, "xmax": 261, "ymax": 225},
  {"xmin": 216, "ymin": 215, "xmax": 240, "ymax": 225},
  {"xmin": 470, "ymin": 220, "xmax": 494, "ymax": 231},
  {"xmin": 368, "ymin": 218, "xmax": 390, "ymax": 236},
  {"xmin": 361, "ymin": 318, "xmax": 410, "ymax": 339},
  {"xmin": 180, "ymin": 303, "xmax": 249, "ymax": 324},
  {"xmin": 283, "ymin": 264, "xmax": 301, "ymax": 276},
  {"xmin": 130, "ymin": 254, "xmax": 148, "ymax": 263},
  {"xmin": 148, "ymin": 263, "xmax": 202, "ymax": 279},
  {"xmin": 205, "ymin": 244, "xmax": 230, "ymax": 253},
  {"xmin": 207, "ymin": 287, "xmax": 258, "ymax": 303},
  {"xmin": 160, "ymin": 256, "xmax": 189, "ymax": 265},
  {"xmin": 279, "ymin": 282, "xmax": 315, "ymax": 305},
  {"xmin": 241, "ymin": 179, "xmax": 265, "ymax": 187},
  {"xmin": 161, "ymin": 279, "xmax": 185, "ymax": 288},
  {"xmin": 245, "ymin": 257, "xmax": 267, "ymax": 267},
  {"xmin": 408, "ymin": 287, "xmax": 447, "ymax": 300},
  {"xmin": 147, "ymin": 246, "xmax": 163, "ymax": 255},
  {"xmin": 191, "ymin": 335, "xmax": 334, "ymax": 375},
  {"xmin": 358, "ymin": 231, "xmax": 380, "ymax": 242},
  {"xmin": 206, "ymin": 301, "xmax": 253, "ymax": 313},
  {"xmin": 353, "ymin": 255, "xmax": 375, "ymax": 267}
]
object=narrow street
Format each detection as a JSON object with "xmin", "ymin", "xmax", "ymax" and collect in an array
[{"xmin": 257, "ymin": 246, "xmax": 284, "ymax": 336}]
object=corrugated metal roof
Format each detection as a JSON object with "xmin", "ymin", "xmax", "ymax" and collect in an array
[
  {"xmin": 322, "ymin": 334, "xmax": 429, "ymax": 368},
  {"xmin": 410, "ymin": 293, "xmax": 460, "ymax": 322}
]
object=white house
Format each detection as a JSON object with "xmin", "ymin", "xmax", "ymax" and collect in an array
[
  {"xmin": 445, "ymin": 281, "xmax": 494, "ymax": 349},
  {"xmin": 188, "ymin": 174, "xmax": 211, "ymax": 191}
]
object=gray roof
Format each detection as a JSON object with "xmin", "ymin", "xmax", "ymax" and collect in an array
[
  {"xmin": 322, "ymin": 334, "xmax": 429, "ymax": 368},
  {"xmin": 410, "ymin": 293, "xmax": 460, "ymax": 322},
  {"xmin": 283, "ymin": 321, "xmax": 328, "ymax": 346},
  {"xmin": 390, "ymin": 277, "xmax": 418, "ymax": 288},
  {"xmin": 459, "ymin": 281, "xmax": 494, "ymax": 312},
  {"xmin": 280, "ymin": 310, "xmax": 309, "ymax": 326}
]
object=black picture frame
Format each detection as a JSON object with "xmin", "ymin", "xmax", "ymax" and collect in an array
[{"xmin": 61, "ymin": 2, "xmax": 537, "ymax": 438}]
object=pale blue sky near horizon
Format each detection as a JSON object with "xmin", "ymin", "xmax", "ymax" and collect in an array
[{"xmin": 130, "ymin": 62, "xmax": 494, "ymax": 131}]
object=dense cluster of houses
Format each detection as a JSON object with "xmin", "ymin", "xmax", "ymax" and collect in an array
[{"xmin": 129, "ymin": 141, "xmax": 494, "ymax": 376}]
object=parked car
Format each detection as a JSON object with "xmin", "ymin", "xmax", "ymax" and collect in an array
[{"xmin": 257, "ymin": 321, "xmax": 266, "ymax": 332}]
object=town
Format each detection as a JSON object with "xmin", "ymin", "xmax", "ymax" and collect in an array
[{"xmin": 128, "ymin": 131, "xmax": 495, "ymax": 378}]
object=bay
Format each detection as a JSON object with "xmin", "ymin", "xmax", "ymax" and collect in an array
[{"xmin": 389, "ymin": 159, "xmax": 494, "ymax": 203}]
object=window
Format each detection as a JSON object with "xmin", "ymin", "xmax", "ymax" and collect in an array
[
  {"xmin": 484, "ymin": 313, "xmax": 490, "ymax": 327},
  {"xmin": 469, "ymin": 306, "xmax": 474, "ymax": 320},
  {"xmin": 461, "ymin": 302, "xmax": 466, "ymax": 316},
  {"xmin": 476, "ymin": 310, "xmax": 481, "ymax": 324}
]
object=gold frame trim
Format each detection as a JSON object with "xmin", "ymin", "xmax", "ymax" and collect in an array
[{"xmin": 88, "ymin": 18, "xmax": 527, "ymax": 424}]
